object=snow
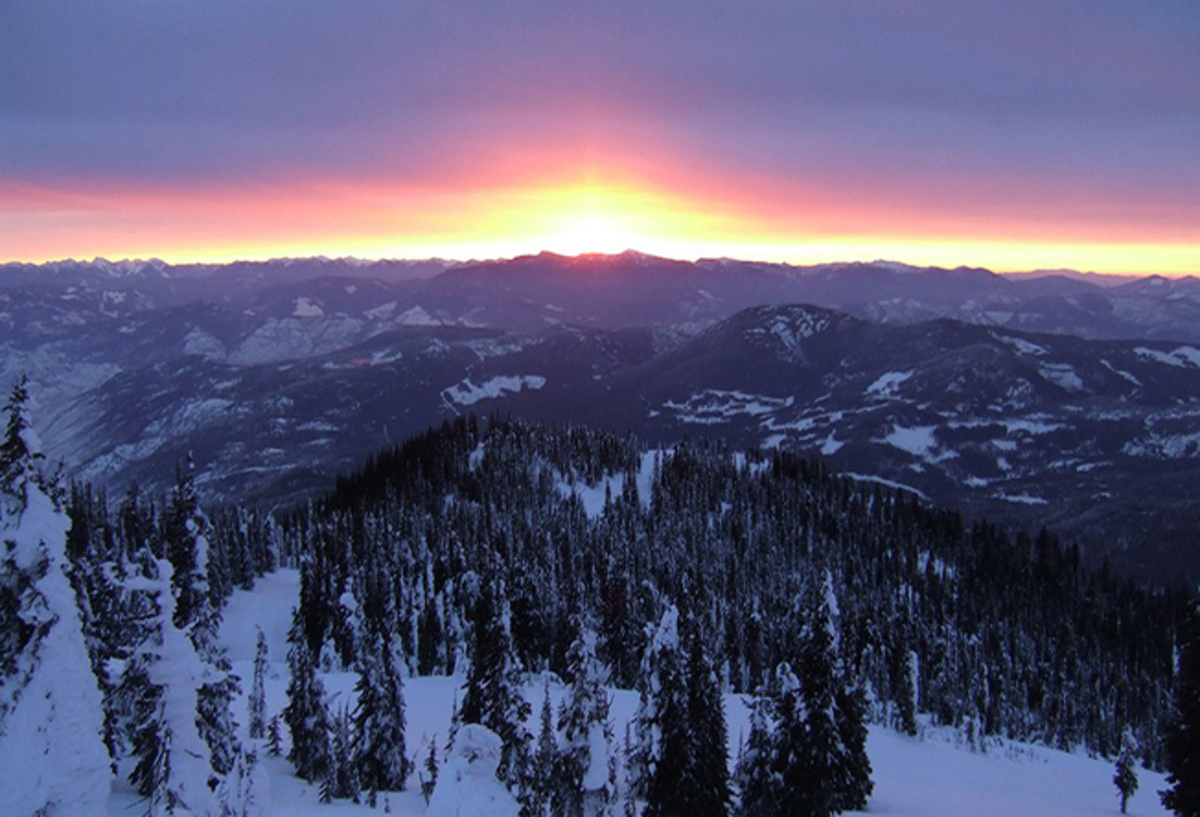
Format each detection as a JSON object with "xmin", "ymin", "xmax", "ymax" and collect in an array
[
  {"xmin": 820, "ymin": 432, "xmax": 844, "ymax": 456},
  {"xmin": 442, "ymin": 375, "xmax": 547, "ymax": 407},
  {"xmin": 1100, "ymin": 359, "xmax": 1142, "ymax": 386},
  {"xmin": 866, "ymin": 370, "xmax": 914, "ymax": 399},
  {"xmin": 363, "ymin": 301, "xmax": 397, "ymax": 319},
  {"xmin": 1135, "ymin": 346, "xmax": 1200, "ymax": 368},
  {"xmin": 884, "ymin": 424, "xmax": 938, "ymax": 457},
  {"xmin": 995, "ymin": 493, "xmax": 1049, "ymax": 505},
  {"xmin": 0, "ymin": 483, "xmax": 112, "ymax": 816},
  {"xmin": 398, "ymin": 306, "xmax": 440, "ymax": 326},
  {"xmin": 183, "ymin": 328, "xmax": 228, "ymax": 360},
  {"xmin": 427, "ymin": 725, "xmax": 520, "ymax": 817},
  {"xmin": 1038, "ymin": 363, "xmax": 1085, "ymax": 392},
  {"xmin": 993, "ymin": 333, "xmax": 1048, "ymax": 357},
  {"xmin": 662, "ymin": 390, "xmax": 793, "ymax": 425},
  {"xmin": 554, "ymin": 450, "xmax": 658, "ymax": 519},
  {"xmin": 844, "ymin": 473, "xmax": 930, "ymax": 501},
  {"xmin": 292, "ymin": 297, "xmax": 325, "ymax": 317}
]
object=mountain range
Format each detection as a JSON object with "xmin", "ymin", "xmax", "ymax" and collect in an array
[{"xmin": 6, "ymin": 251, "xmax": 1200, "ymax": 584}]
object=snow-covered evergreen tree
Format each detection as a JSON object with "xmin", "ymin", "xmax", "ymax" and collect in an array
[
  {"xmin": 628, "ymin": 605, "xmax": 690, "ymax": 815},
  {"xmin": 460, "ymin": 576, "xmax": 532, "ymax": 797},
  {"xmin": 249, "ymin": 628, "xmax": 268, "ymax": 740},
  {"xmin": 531, "ymin": 678, "xmax": 558, "ymax": 816},
  {"xmin": 1114, "ymin": 725, "xmax": 1139, "ymax": 814},
  {"xmin": 733, "ymin": 691, "xmax": 777, "ymax": 815},
  {"xmin": 0, "ymin": 377, "xmax": 112, "ymax": 815},
  {"xmin": 283, "ymin": 605, "xmax": 333, "ymax": 784},
  {"xmin": 323, "ymin": 704, "xmax": 360, "ymax": 804},
  {"xmin": 558, "ymin": 618, "xmax": 617, "ymax": 817},
  {"xmin": 120, "ymin": 558, "xmax": 247, "ymax": 815},
  {"xmin": 682, "ymin": 623, "xmax": 731, "ymax": 814},
  {"xmin": 352, "ymin": 626, "xmax": 411, "ymax": 798},
  {"xmin": 420, "ymin": 735, "xmax": 440, "ymax": 804}
]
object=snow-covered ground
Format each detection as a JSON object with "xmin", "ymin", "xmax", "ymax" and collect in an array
[{"xmin": 105, "ymin": 569, "xmax": 1169, "ymax": 815}]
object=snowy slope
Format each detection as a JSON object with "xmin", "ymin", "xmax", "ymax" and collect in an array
[{"xmin": 92, "ymin": 569, "xmax": 1174, "ymax": 815}]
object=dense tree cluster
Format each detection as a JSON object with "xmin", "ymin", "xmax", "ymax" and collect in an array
[{"xmin": 281, "ymin": 417, "xmax": 1179, "ymax": 769}]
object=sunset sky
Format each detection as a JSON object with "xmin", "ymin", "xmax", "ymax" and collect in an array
[{"xmin": 3, "ymin": 1, "xmax": 1198, "ymax": 274}]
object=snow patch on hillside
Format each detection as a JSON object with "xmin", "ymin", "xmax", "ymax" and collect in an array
[
  {"xmin": 1102, "ymin": 359, "xmax": 1143, "ymax": 387},
  {"xmin": 663, "ymin": 390, "xmax": 793, "ymax": 425},
  {"xmin": 1135, "ymin": 345, "xmax": 1200, "ymax": 368},
  {"xmin": 866, "ymin": 370, "xmax": 914, "ymax": 399},
  {"xmin": 885, "ymin": 425, "xmax": 936, "ymax": 457},
  {"xmin": 443, "ymin": 375, "xmax": 546, "ymax": 407},
  {"xmin": 1039, "ymin": 363, "xmax": 1085, "ymax": 392},
  {"xmin": 398, "ymin": 305, "xmax": 439, "ymax": 326},
  {"xmin": 993, "ymin": 333, "xmax": 1048, "ymax": 357},
  {"xmin": 292, "ymin": 297, "xmax": 324, "ymax": 317}
]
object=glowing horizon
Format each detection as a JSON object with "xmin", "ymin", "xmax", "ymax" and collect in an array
[{"xmin": 5, "ymin": 170, "xmax": 1198, "ymax": 277}]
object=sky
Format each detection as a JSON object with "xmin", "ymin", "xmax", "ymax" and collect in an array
[{"xmin": 2, "ymin": 0, "xmax": 1198, "ymax": 274}]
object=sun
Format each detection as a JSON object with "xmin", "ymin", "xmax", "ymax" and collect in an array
[{"xmin": 534, "ymin": 186, "xmax": 651, "ymax": 256}]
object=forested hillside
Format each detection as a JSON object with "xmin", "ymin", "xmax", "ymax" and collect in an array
[{"xmin": 14, "ymin": 402, "xmax": 1188, "ymax": 813}]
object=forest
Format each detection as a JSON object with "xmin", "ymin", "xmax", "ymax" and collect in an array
[{"xmin": 3, "ymin": 379, "xmax": 1195, "ymax": 814}]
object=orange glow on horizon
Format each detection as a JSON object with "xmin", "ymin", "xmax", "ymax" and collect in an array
[{"xmin": 3, "ymin": 165, "xmax": 1198, "ymax": 277}]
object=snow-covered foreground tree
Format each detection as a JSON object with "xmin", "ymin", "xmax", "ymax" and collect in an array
[
  {"xmin": 0, "ymin": 377, "xmax": 111, "ymax": 815},
  {"xmin": 556, "ymin": 618, "xmax": 618, "ymax": 816},
  {"xmin": 628, "ymin": 605, "xmax": 732, "ymax": 815},
  {"xmin": 116, "ymin": 461, "xmax": 260, "ymax": 815},
  {"xmin": 460, "ymin": 575, "xmax": 533, "ymax": 803}
]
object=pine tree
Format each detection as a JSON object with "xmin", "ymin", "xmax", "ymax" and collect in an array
[
  {"xmin": 460, "ymin": 577, "xmax": 532, "ymax": 796},
  {"xmin": 322, "ymin": 704, "xmax": 361, "ymax": 803},
  {"xmin": 267, "ymin": 715, "xmax": 283, "ymax": 757},
  {"xmin": 682, "ymin": 624, "xmax": 731, "ymax": 814},
  {"xmin": 249, "ymin": 627, "xmax": 268, "ymax": 740},
  {"xmin": 352, "ymin": 626, "xmax": 411, "ymax": 797},
  {"xmin": 532, "ymin": 678, "xmax": 558, "ymax": 815},
  {"xmin": 284, "ymin": 605, "xmax": 333, "ymax": 783},
  {"xmin": 558, "ymin": 618, "xmax": 617, "ymax": 816},
  {"xmin": 0, "ymin": 378, "xmax": 111, "ymax": 815},
  {"xmin": 628, "ymin": 605, "xmax": 690, "ymax": 816},
  {"xmin": 733, "ymin": 692, "xmax": 777, "ymax": 815},
  {"xmin": 420, "ymin": 736, "xmax": 440, "ymax": 805},
  {"xmin": 119, "ymin": 558, "xmax": 241, "ymax": 815},
  {"xmin": 1163, "ymin": 599, "xmax": 1200, "ymax": 816},
  {"xmin": 1114, "ymin": 726, "xmax": 1139, "ymax": 814}
]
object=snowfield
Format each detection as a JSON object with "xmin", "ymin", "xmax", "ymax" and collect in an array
[
  {"xmin": 96, "ymin": 569, "xmax": 1175, "ymax": 815},
  {"xmin": 442, "ymin": 375, "xmax": 547, "ymax": 407}
]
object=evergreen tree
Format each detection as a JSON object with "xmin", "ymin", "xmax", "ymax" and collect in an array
[
  {"xmin": 558, "ymin": 618, "xmax": 617, "ymax": 817},
  {"xmin": 0, "ymin": 378, "xmax": 111, "ymax": 815},
  {"xmin": 322, "ymin": 704, "xmax": 361, "ymax": 803},
  {"xmin": 284, "ymin": 605, "xmax": 333, "ymax": 783},
  {"xmin": 352, "ymin": 626, "xmax": 412, "ymax": 797},
  {"xmin": 1163, "ymin": 599, "xmax": 1200, "ymax": 816},
  {"xmin": 267, "ymin": 715, "xmax": 283, "ymax": 757},
  {"xmin": 460, "ymin": 577, "xmax": 532, "ymax": 796},
  {"xmin": 1115, "ymin": 726, "xmax": 1139, "ymax": 814},
  {"xmin": 119, "ymin": 558, "xmax": 246, "ymax": 815},
  {"xmin": 628, "ymin": 605, "xmax": 691, "ymax": 816},
  {"xmin": 420, "ymin": 736, "xmax": 440, "ymax": 805},
  {"xmin": 733, "ymin": 692, "xmax": 777, "ymax": 815},
  {"xmin": 163, "ymin": 458, "xmax": 211, "ymax": 636},
  {"xmin": 249, "ymin": 628, "xmax": 268, "ymax": 740},
  {"xmin": 682, "ymin": 624, "xmax": 731, "ymax": 815},
  {"xmin": 531, "ymin": 678, "xmax": 558, "ymax": 815}
]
